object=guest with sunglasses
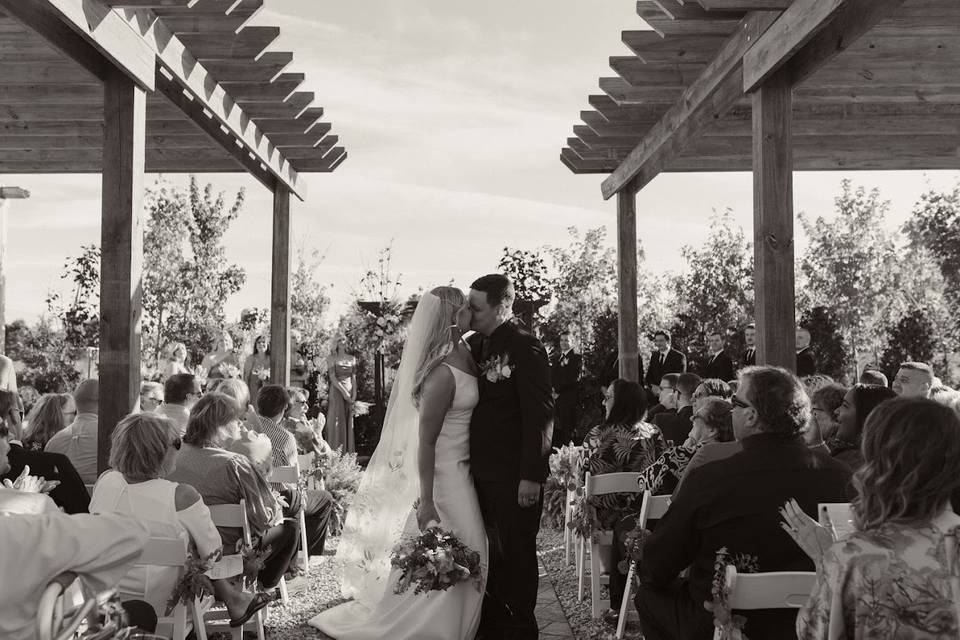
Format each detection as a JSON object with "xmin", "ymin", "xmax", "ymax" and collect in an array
[{"xmin": 89, "ymin": 413, "xmax": 271, "ymax": 627}]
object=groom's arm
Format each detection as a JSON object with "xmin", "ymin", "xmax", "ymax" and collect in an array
[{"xmin": 515, "ymin": 336, "xmax": 554, "ymax": 483}]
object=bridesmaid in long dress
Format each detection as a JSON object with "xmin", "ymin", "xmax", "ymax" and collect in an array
[
  {"xmin": 243, "ymin": 335, "xmax": 271, "ymax": 401},
  {"xmin": 201, "ymin": 331, "xmax": 240, "ymax": 390},
  {"xmin": 325, "ymin": 338, "xmax": 357, "ymax": 453}
]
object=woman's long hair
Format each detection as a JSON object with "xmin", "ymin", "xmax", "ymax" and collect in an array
[
  {"xmin": 22, "ymin": 393, "xmax": 70, "ymax": 450},
  {"xmin": 852, "ymin": 397, "xmax": 960, "ymax": 531},
  {"xmin": 412, "ymin": 287, "xmax": 466, "ymax": 406},
  {"xmin": 252, "ymin": 334, "xmax": 270, "ymax": 356},
  {"xmin": 849, "ymin": 383, "xmax": 897, "ymax": 440},
  {"xmin": 606, "ymin": 379, "xmax": 647, "ymax": 426}
]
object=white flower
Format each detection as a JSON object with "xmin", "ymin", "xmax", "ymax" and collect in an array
[
  {"xmin": 485, "ymin": 370, "xmax": 499, "ymax": 383},
  {"xmin": 500, "ymin": 365, "xmax": 513, "ymax": 379},
  {"xmin": 375, "ymin": 328, "xmax": 385, "ymax": 337},
  {"xmin": 376, "ymin": 317, "xmax": 387, "ymax": 327}
]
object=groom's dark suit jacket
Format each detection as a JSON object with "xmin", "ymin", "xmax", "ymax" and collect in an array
[{"xmin": 469, "ymin": 321, "xmax": 554, "ymax": 484}]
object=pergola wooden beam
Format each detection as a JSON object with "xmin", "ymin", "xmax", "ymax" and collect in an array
[
  {"xmin": 697, "ymin": 0, "xmax": 792, "ymax": 9},
  {"xmin": 623, "ymin": 31, "xmax": 728, "ymax": 64},
  {"xmin": 617, "ymin": 190, "xmax": 640, "ymax": 382},
  {"xmin": 270, "ymin": 185, "xmax": 291, "ymax": 385}
]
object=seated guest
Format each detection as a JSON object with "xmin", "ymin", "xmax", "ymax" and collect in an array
[
  {"xmin": 156, "ymin": 373, "xmax": 201, "ymax": 437},
  {"xmin": 671, "ymin": 398, "xmax": 739, "ymax": 496},
  {"xmin": 806, "ymin": 382, "xmax": 846, "ymax": 451},
  {"xmin": 828, "ymin": 384, "xmax": 897, "ymax": 471},
  {"xmin": 858, "ymin": 368, "xmax": 887, "ymax": 387},
  {"xmin": 216, "ymin": 378, "xmax": 262, "ymax": 433},
  {"xmin": 0, "ymin": 391, "xmax": 89, "ymax": 514},
  {"xmin": 139, "ymin": 381, "xmax": 164, "ymax": 413},
  {"xmin": 646, "ymin": 373, "xmax": 679, "ymax": 423},
  {"xmin": 0, "ymin": 420, "xmax": 59, "ymax": 515},
  {"xmin": 22, "ymin": 393, "xmax": 75, "ymax": 451},
  {"xmin": 692, "ymin": 378, "xmax": 731, "ymax": 403},
  {"xmin": 644, "ymin": 330, "xmax": 686, "ymax": 394},
  {"xmin": 257, "ymin": 384, "xmax": 334, "ymax": 560},
  {"xmin": 90, "ymin": 413, "xmax": 270, "ymax": 626},
  {"xmin": 930, "ymin": 384, "xmax": 959, "ymax": 408},
  {"xmin": 796, "ymin": 327, "xmax": 817, "ymax": 376},
  {"xmin": 892, "ymin": 361, "xmax": 933, "ymax": 398},
  {"xmin": 0, "ymin": 510, "xmax": 149, "ymax": 640},
  {"xmin": 654, "ymin": 373, "xmax": 700, "ymax": 446},
  {"xmin": 703, "ymin": 331, "xmax": 735, "ymax": 382},
  {"xmin": 640, "ymin": 397, "xmax": 735, "ymax": 497},
  {"xmin": 635, "ymin": 366, "xmax": 851, "ymax": 640},
  {"xmin": 801, "ymin": 373, "xmax": 834, "ymax": 396},
  {"xmin": 167, "ymin": 393, "xmax": 300, "ymax": 590},
  {"xmin": 283, "ymin": 387, "xmax": 331, "ymax": 456},
  {"xmin": 45, "ymin": 378, "xmax": 99, "ymax": 485},
  {"xmin": 581, "ymin": 379, "xmax": 664, "ymax": 622},
  {"xmin": 791, "ymin": 398, "xmax": 960, "ymax": 639}
]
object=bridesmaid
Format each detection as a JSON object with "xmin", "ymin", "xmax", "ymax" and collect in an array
[
  {"xmin": 201, "ymin": 331, "xmax": 240, "ymax": 388},
  {"xmin": 244, "ymin": 335, "xmax": 271, "ymax": 401},
  {"xmin": 325, "ymin": 337, "xmax": 357, "ymax": 452},
  {"xmin": 160, "ymin": 341, "xmax": 190, "ymax": 381}
]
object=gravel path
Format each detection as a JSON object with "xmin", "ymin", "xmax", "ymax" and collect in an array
[{"xmin": 253, "ymin": 528, "xmax": 643, "ymax": 640}]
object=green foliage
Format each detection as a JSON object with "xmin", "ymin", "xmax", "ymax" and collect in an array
[
  {"xmin": 317, "ymin": 448, "xmax": 364, "ymax": 535},
  {"xmin": 800, "ymin": 306, "xmax": 851, "ymax": 382},
  {"xmin": 498, "ymin": 247, "xmax": 552, "ymax": 303},
  {"xmin": 45, "ymin": 244, "xmax": 101, "ymax": 358},
  {"xmin": 291, "ymin": 244, "xmax": 331, "ymax": 361},
  {"xmin": 879, "ymin": 309, "xmax": 940, "ymax": 383},
  {"xmin": 4, "ymin": 318, "xmax": 80, "ymax": 392},
  {"xmin": 903, "ymin": 182, "xmax": 960, "ymax": 313}
]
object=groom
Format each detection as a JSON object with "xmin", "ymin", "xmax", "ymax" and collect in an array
[{"xmin": 468, "ymin": 274, "xmax": 554, "ymax": 640}]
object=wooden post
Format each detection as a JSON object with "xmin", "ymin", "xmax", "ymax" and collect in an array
[
  {"xmin": 98, "ymin": 67, "xmax": 145, "ymax": 474},
  {"xmin": 752, "ymin": 72, "xmax": 796, "ymax": 371},
  {"xmin": 0, "ymin": 187, "xmax": 29, "ymax": 354},
  {"xmin": 616, "ymin": 189, "xmax": 640, "ymax": 382},
  {"xmin": 270, "ymin": 185, "xmax": 291, "ymax": 386}
]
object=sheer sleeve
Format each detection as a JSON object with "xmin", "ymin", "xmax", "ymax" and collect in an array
[
  {"xmin": 176, "ymin": 498, "xmax": 222, "ymax": 560},
  {"xmin": 796, "ymin": 544, "xmax": 845, "ymax": 640}
]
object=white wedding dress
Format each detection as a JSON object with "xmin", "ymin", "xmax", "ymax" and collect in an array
[{"xmin": 309, "ymin": 363, "xmax": 488, "ymax": 640}]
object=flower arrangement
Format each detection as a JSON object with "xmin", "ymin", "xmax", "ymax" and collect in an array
[
  {"xmin": 616, "ymin": 518, "xmax": 651, "ymax": 575},
  {"xmin": 542, "ymin": 445, "xmax": 582, "ymax": 529},
  {"xmin": 706, "ymin": 547, "xmax": 760, "ymax": 640},
  {"xmin": 252, "ymin": 365, "xmax": 270, "ymax": 382},
  {"xmin": 192, "ymin": 364, "xmax": 208, "ymax": 389},
  {"xmin": 311, "ymin": 447, "xmax": 363, "ymax": 535},
  {"xmin": 166, "ymin": 549, "xmax": 220, "ymax": 614},
  {"xmin": 353, "ymin": 400, "xmax": 372, "ymax": 417},
  {"xmin": 480, "ymin": 353, "xmax": 514, "ymax": 383},
  {"xmin": 390, "ymin": 525, "xmax": 483, "ymax": 595},
  {"xmin": 220, "ymin": 363, "xmax": 241, "ymax": 379}
]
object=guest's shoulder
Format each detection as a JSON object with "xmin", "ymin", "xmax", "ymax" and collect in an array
[{"xmin": 44, "ymin": 428, "xmax": 72, "ymax": 450}]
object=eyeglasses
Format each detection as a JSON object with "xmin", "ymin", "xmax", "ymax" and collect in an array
[
  {"xmin": 731, "ymin": 395, "xmax": 751, "ymax": 410},
  {"xmin": 0, "ymin": 424, "xmax": 8, "ymax": 439},
  {"xmin": 170, "ymin": 437, "xmax": 181, "ymax": 451}
]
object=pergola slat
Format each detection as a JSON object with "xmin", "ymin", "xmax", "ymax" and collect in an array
[
  {"xmin": 623, "ymin": 31, "xmax": 728, "ymax": 64},
  {"xmin": 201, "ymin": 51, "xmax": 292, "ymax": 82},
  {"xmin": 224, "ymin": 73, "xmax": 305, "ymax": 100},
  {"xmin": 178, "ymin": 25, "xmax": 279, "ymax": 60}
]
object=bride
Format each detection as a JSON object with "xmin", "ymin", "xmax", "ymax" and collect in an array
[{"xmin": 309, "ymin": 286, "xmax": 487, "ymax": 640}]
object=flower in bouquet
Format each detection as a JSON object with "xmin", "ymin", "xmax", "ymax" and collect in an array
[
  {"xmin": 391, "ymin": 525, "xmax": 483, "ymax": 595},
  {"xmin": 221, "ymin": 363, "xmax": 241, "ymax": 379},
  {"xmin": 253, "ymin": 365, "xmax": 270, "ymax": 382},
  {"xmin": 353, "ymin": 400, "xmax": 371, "ymax": 417},
  {"xmin": 191, "ymin": 365, "xmax": 208, "ymax": 388},
  {"xmin": 480, "ymin": 353, "xmax": 514, "ymax": 383}
]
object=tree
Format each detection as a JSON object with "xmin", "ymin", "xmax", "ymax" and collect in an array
[
  {"xmin": 879, "ymin": 309, "xmax": 939, "ymax": 383},
  {"xmin": 799, "ymin": 306, "xmax": 850, "ymax": 381},
  {"xmin": 671, "ymin": 209, "xmax": 754, "ymax": 368},
  {"xmin": 291, "ymin": 243, "xmax": 331, "ymax": 360},
  {"xmin": 5, "ymin": 317, "xmax": 80, "ymax": 392},
  {"xmin": 903, "ymin": 182, "xmax": 960, "ymax": 313},
  {"xmin": 799, "ymin": 180, "xmax": 902, "ymax": 371}
]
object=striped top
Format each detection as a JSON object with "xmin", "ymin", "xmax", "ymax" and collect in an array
[{"xmin": 256, "ymin": 415, "xmax": 297, "ymax": 489}]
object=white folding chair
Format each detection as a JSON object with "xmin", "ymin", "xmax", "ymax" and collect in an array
[
  {"xmin": 711, "ymin": 567, "xmax": 816, "ymax": 640},
  {"xmin": 207, "ymin": 500, "xmax": 267, "ymax": 640},
  {"xmin": 268, "ymin": 462, "xmax": 310, "ymax": 576},
  {"xmin": 131, "ymin": 536, "xmax": 211, "ymax": 640},
  {"xmin": 581, "ymin": 471, "xmax": 644, "ymax": 618},
  {"xmin": 564, "ymin": 488, "xmax": 576, "ymax": 566},
  {"xmin": 37, "ymin": 572, "xmax": 97, "ymax": 640},
  {"xmin": 617, "ymin": 491, "xmax": 671, "ymax": 639}
]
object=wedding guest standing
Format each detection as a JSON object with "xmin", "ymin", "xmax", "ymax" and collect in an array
[
  {"xmin": 160, "ymin": 341, "xmax": 190, "ymax": 380},
  {"xmin": 891, "ymin": 361, "xmax": 934, "ymax": 398},
  {"xmin": 243, "ymin": 335, "xmax": 271, "ymax": 401},
  {"xmin": 644, "ymin": 330, "xmax": 686, "ymax": 394},
  {"xmin": 703, "ymin": 331, "xmax": 735, "ymax": 382},
  {"xmin": 325, "ymin": 336, "xmax": 357, "ymax": 453},
  {"xmin": 201, "ymin": 331, "xmax": 240, "ymax": 386},
  {"xmin": 551, "ymin": 330, "xmax": 582, "ymax": 447},
  {"xmin": 795, "ymin": 327, "xmax": 817, "ymax": 377},
  {"xmin": 741, "ymin": 323, "xmax": 756, "ymax": 369}
]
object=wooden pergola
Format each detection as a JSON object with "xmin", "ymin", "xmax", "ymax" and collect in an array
[
  {"xmin": 0, "ymin": 0, "xmax": 347, "ymax": 471},
  {"xmin": 561, "ymin": 0, "xmax": 959, "ymax": 381}
]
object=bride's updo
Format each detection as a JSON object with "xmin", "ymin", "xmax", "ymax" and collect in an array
[{"xmin": 412, "ymin": 286, "xmax": 466, "ymax": 406}]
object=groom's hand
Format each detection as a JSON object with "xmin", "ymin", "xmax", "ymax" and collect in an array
[{"xmin": 518, "ymin": 479, "xmax": 541, "ymax": 508}]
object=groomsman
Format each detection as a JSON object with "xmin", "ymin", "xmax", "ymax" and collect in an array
[
  {"xmin": 703, "ymin": 331, "xmax": 735, "ymax": 381},
  {"xmin": 551, "ymin": 331, "xmax": 582, "ymax": 447},
  {"xmin": 796, "ymin": 327, "xmax": 817, "ymax": 377},
  {"xmin": 741, "ymin": 323, "xmax": 756, "ymax": 369},
  {"xmin": 644, "ymin": 330, "xmax": 686, "ymax": 393}
]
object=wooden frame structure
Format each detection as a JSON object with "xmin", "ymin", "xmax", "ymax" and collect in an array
[
  {"xmin": 0, "ymin": 0, "xmax": 347, "ymax": 472},
  {"xmin": 561, "ymin": 0, "xmax": 958, "ymax": 380}
]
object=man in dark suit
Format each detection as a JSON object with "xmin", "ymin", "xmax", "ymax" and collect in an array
[
  {"xmin": 644, "ymin": 330, "xmax": 686, "ymax": 393},
  {"xmin": 468, "ymin": 274, "xmax": 554, "ymax": 640},
  {"xmin": 741, "ymin": 323, "xmax": 756, "ymax": 369},
  {"xmin": 635, "ymin": 366, "xmax": 851, "ymax": 640},
  {"xmin": 703, "ymin": 331, "xmax": 735, "ymax": 382},
  {"xmin": 551, "ymin": 331, "xmax": 582, "ymax": 448},
  {"xmin": 654, "ymin": 373, "xmax": 700, "ymax": 446},
  {"xmin": 796, "ymin": 327, "xmax": 817, "ymax": 377},
  {"xmin": 0, "ymin": 391, "xmax": 89, "ymax": 513}
]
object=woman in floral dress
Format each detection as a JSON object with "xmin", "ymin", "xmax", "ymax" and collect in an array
[{"xmin": 785, "ymin": 397, "xmax": 960, "ymax": 639}]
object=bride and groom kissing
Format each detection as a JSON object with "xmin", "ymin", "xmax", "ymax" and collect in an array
[{"xmin": 310, "ymin": 274, "xmax": 555, "ymax": 640}]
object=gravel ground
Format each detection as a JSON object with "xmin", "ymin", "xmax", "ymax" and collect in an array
[
  {"xmin": 241, "ymin": 529, "xmax": 643, "ymax": 640},
  {"xmin": 537, "ymin": 527, "xmax": 643, "ymax": 640}
]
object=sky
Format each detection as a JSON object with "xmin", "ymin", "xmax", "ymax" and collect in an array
[{"xmin": 2, "ymin": 0, "xmax": 958, "ymax": 324}]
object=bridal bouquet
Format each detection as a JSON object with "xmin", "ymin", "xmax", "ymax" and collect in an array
[
  {"xmin": 390, "ymin": 526, "xmax": 483, "ymax": 595},
  {"xmin": 252, "ymin": 366, "xmax": 270, "ymax": 382},
  {"xmin": 220, "ymin": 363, "xmax": 241, "ymax": 379}
]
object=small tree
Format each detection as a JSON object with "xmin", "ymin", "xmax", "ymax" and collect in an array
[
  {"xmin": 45, "ymin": 245, "xmax": 101, "ymax": 369},
  {"xmin": 5, "ymin": 317, "xmax": 81, "ymax": 392},
  {"xmin": 800, "ymin": 306, "xmax": 850, "ymax": 382},
  {"xmin": 879, "ymin": 309, "xmax": 940, "ymax": 383},
  {"xmin": 291, "ymin": 243, "xmax": 331, "ymax": 361}
]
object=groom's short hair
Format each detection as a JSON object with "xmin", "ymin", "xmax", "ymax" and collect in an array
[{"xmin": 471, "ymin": 274, "xmax": 515, "ymax": 309}]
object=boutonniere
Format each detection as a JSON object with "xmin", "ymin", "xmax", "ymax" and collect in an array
[{"xmin": 481, "ymin": 353, "xmax": 514, "ymax": 383}]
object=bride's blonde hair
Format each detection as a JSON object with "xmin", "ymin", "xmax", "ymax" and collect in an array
[{"xmin": 412, "ymin": 286, "xmax": 465, "ymax": 406}]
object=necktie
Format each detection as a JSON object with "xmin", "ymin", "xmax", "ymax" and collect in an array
[{"xmin": 480, "ymin": 336, "xmax": 491, "ymax": 361}]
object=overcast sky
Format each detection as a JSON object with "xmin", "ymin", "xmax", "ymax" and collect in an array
[{"xmin": 3, "ymin": 0, "xmax": 958, "ymax": 324}]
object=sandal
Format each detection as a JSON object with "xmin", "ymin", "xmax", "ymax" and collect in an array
[{"xmin": 229, "ymin": 591, "xmax": 272, "ymax": 628}]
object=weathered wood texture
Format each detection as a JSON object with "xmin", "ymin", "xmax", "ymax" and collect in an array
[
  {"xmin": 270, "ymin": 186, "xmax": 291, "ymax": 386},
  {"xmin": 616, "ymin": 190, "xmax": 640, "ymax": 383},
  {"xmin": 98, "ymin": 67, "xmax": 145, "ymax": 474},
  {"xmin": 752, "ymin": 72, "xmax": 795, "ymax": 371}
]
